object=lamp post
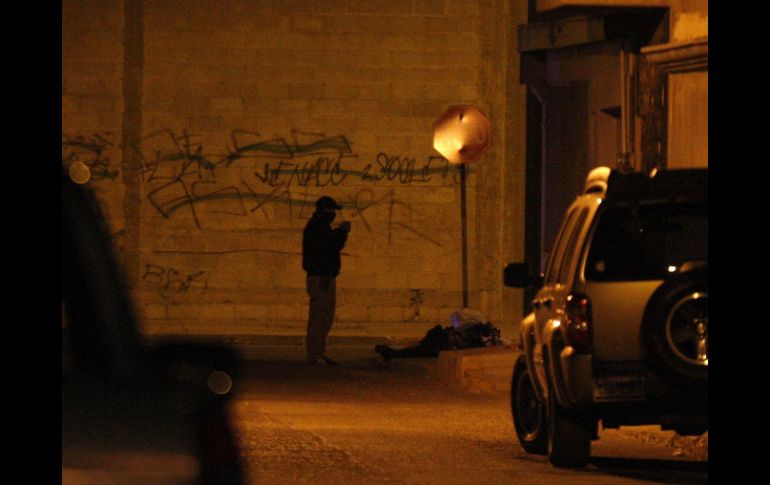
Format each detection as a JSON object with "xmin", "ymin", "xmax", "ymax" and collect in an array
[{"xmin": 432, "ymin": 105, "xmax": 491, "ymax": 308}]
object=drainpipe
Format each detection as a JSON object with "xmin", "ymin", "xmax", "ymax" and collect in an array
[{"xmin": 619, "ymin": 44, "xmax": 637, "ymax": 173}]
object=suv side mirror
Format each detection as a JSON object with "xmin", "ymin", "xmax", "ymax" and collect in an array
[{"xmin": 504, "ymin": 262, "xmax": 541, "ymax": 288}]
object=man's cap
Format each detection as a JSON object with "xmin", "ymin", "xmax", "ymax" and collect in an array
[{"xmin": 315, "ymin": 195, "xmax": 342, "ymax": 210}]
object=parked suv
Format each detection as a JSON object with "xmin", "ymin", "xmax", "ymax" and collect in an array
[{"xmin": 504, "ymin": 167, "xmax": 707, "ymax": 468}]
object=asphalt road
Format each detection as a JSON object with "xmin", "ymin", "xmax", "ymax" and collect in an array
[{"xmin": 227, "ymin": 352, "xmax": 707, "ymax": 485}]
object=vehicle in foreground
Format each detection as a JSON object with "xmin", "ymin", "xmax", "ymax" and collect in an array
[{"xmin": 62, "ymin": 171, "xmax": 245, "ymax": 485}]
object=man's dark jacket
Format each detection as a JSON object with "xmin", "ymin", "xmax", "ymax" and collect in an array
[{"xmin": 302, "ymin": 211, "xmax": 349, "ymax": 277}]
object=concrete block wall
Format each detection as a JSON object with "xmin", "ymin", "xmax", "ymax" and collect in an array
[
  {"xmin": 671, "ymin": 0, "xmax": 708, "ymax": 42},
  {"xmin": 62, "ymin": 0, "xmax": 126, "ymax": 243},
  {"xmin": 62, "ymin": 0, "xmax": 529, "ymax": 340}
]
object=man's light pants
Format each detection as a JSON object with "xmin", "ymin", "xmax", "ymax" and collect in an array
[{"xmin": 306, "ymin": 275, "xmax": 336, "ymax": 362}]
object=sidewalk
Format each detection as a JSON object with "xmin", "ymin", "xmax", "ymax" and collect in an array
[{"xmin": 143, "ymin": 331, "xmax": 518, "ymax": 393}]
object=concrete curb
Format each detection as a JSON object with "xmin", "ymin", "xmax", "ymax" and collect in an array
[
  {"xmin": 145, "ymin": 333, "xmax": 517, "ymax": 392},
  {"xmin": 144, "ymin": 333, "xmax": 411, "ymax": 348},
  {"xmin": 433, "ymin": 346, "xmax": 519, "ymax": 394}
]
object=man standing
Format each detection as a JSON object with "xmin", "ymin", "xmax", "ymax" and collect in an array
[{"xmin": 302, "ymin": 196, "xmax": 350, "ymax": 365}]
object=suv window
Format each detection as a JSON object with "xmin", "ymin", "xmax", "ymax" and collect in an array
[
  {"xmin": 558, "ymin": 208, "xmax": 589, "ymax": 284},
  {"xmin": 585, "ymin": 201, "xmax": 707, "ymax": 281},
  {"xmin": 545, "ymin": 208, "xmax": 579, "ymax": 285}
]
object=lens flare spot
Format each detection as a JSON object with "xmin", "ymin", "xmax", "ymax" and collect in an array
[
  {"xmin": 69, "ymin": 161, "xmax": 91, "ymax": 184},
  {"xmin": 207, "ymin": 371, "xmax": 233, "ymax": 395}
]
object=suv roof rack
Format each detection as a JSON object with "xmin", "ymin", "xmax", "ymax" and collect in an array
[{"xmin": 605, "ymin": 168, "xmax": 707, "ymax": 204}]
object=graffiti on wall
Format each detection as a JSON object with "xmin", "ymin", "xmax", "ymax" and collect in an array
[
  {"xmin": 409, "ymin": 288, "xmax": 424, "ymax": 321},
  {"xmin": 253, "ymin": 152, "xmax": 460, "ymax": 188},
  {"xmin": 134, "ymin": 129, "xmax": 350, "ymax": 227},
  {"xmin": 62, "ymin": 133, "xmax": 120, "ymax": 181},
  {"xmin": 134, "ymin": 129, "xmax": 460, "ymax": 247},
  {"xmin": 142, "ymin": 262, "xmax": 208, "ymax": 296}
]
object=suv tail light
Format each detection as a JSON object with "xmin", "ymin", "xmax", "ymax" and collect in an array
[{"xmin": 565, "ymin": 293, "xmax": 593, "ymax": 353}]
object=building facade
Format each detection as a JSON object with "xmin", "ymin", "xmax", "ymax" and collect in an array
[
  {"xmin": 61, "ymin": 0, "xmax": 706, "ymax": 342},
  {"xmin": 517, "ymin": 0, "xmax": 707, "ymax": 279},
  {"xmin": 62, "ymin": 0, "xmax": 531, "ymax": 341}
]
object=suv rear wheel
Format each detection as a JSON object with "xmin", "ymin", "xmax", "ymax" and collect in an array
[
  {"xmin": 511, "ymin": 357, "xmax": 548, "ymax": 455},
  {"xmin": 642, "ymin": 267, "xmax": 708, "ymax": 385}
]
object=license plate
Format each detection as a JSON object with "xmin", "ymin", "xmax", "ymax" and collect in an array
[{"xmin": 593, "ymin": 376, "xmax": 645, "ymax": 401}]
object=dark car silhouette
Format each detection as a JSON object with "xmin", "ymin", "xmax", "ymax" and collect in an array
[{"xmin": 62, "ymin": 171, "xmax": 245, "ymax": 485}]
